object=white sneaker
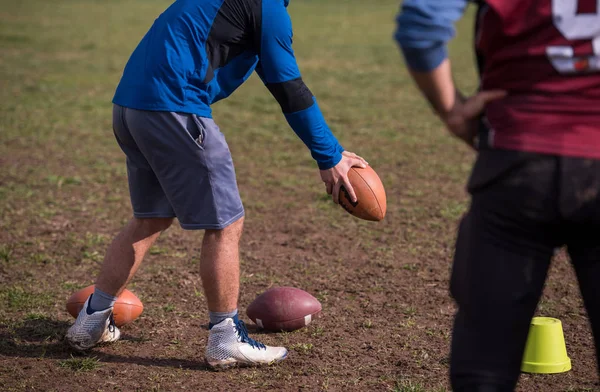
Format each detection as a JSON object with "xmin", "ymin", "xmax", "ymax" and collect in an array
[
  {"xmin": 65, "ymin": 296, "xmax": 120, "ymax": 351},
  {"xmin": 205, "ymin": 317, "xmax": 288, "ymax": 369}
]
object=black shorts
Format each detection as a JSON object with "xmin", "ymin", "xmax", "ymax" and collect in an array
[{"xmin": 450, "ymin": 149, "xmax": 600, "ymax": 391}]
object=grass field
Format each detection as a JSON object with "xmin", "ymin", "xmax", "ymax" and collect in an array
[{"xmin": 0, "ymin": 0, "xmax": 598, "ymax": 391}]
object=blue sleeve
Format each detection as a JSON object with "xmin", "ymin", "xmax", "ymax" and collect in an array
[
  {"xmin": 395, "ymin": 0, "xmax": 469, "ymax": 72},
  {"xmin": 257, "ymin": 0, "xmax": 299, "ymax": 84},
  {"xmin": 257, "ymin": 0, "xmax": 343, "ymax": 170},
  {"xmin": 283, "ymin": 97, "xmax": 345, "ymax": 170}
]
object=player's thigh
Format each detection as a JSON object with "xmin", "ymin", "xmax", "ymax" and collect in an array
[
  {"xmin": 452, "ymin": 150, "xmax": 560, "ymax": 307},
  {"xmin": 112, "ymin": 105, "xmax": 174, "ymax": 217},
  {"xmin": 450, "ymin": 150, "xmax": 558, "ymax": 389},
  {"xmin": 450, "ymin": 201, "xmax": 554, "ymax": 334},
  {"xmin": 124, "ymin": 110, "xmax": 243, "ymax": 230},
  {"xmin": 194, "ymin": 117, "xmax": 244, "ymax": 229}
]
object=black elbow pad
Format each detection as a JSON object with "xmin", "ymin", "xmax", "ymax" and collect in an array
[{"xmin": 266, "ymin": 77, "xmax": 314, "ymax": 114}]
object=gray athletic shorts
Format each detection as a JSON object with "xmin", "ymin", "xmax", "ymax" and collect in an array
[{"xmin": 112, "ymin": 104, "xmax": 244, "ymax": 230}]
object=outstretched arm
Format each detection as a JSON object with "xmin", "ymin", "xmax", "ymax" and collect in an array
[
  {"xmin": 256, "ymin": 0, "xmax": 366, "ymax": 203},
  {"xmin": 395, "ymin": 0, "xmax": 505, "ymax": 147}
]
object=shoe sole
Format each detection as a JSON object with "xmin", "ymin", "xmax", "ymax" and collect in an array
[
  {"xmin": 65, "ymin": 336, "xmax": 95, "ymax": 352},
  {"xmin": 206, "ymin": 352, "xmax": 288, "ymax": 371},
  {"xmin": 65, "ymin": 330, "xmax": 121, "ymax": 352}
]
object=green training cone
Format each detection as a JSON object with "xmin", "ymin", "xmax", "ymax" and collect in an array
[{"xmin": 521, "ymin": 317, "xmax": 571, "ymax": 374}]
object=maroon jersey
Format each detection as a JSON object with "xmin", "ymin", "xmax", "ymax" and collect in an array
[{"xmin": 476, "ymin": 0, "xmax": 600, "ymax": 158}]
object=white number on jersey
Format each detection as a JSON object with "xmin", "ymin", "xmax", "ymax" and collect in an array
[{"xmin": 547, "ymin": 0, "xmax": 600, "ymax": 73}]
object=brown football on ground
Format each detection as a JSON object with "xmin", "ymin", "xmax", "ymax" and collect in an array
[
  {"xmin": 247, "ymin": 287, "xmax": 321, "ymax": 332},
  {"xmin": 66, "ymin": 285, "xmax": 144, "ymax": 327},
  {"xmin": 338, "ymin": 165, "xmax": 386, "ymax": 221}
]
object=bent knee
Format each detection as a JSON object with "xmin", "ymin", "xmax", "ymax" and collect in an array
[{"xmin": 132, "ymin": 217, "xmax": 174, "ymax": 233}]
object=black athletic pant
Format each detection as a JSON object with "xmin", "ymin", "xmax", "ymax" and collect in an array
[{"xmin": 449, "ymin": 149, "xmax": 600, "ymax": 392}]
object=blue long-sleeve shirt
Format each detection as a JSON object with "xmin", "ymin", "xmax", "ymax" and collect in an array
[
  {"xmin": 395, "ymin": 0, "xmax": 469, "ymax": 72},
  {"xmin": 113, "ymin": 0, "xmax": 343, "ymax": 170}
]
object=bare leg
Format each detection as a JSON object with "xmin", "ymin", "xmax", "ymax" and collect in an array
[
  {"xmin": 200, "ymin": 217, "xmax": 244, "ymax": 312},
  {"xmin": 202, "ymin": 217, "xmax": 288, "ymax": 368},
  {"xmin": 95, "ymin": 217, "xmax": 173, "ymax": 296}
]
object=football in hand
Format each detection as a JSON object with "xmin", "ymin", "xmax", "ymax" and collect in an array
[
  {"xmin": 246, "ymin": 287, "xmax": 322, "ymax": 332},
  {"xmin": 338, "ymin": 165, "xmax": 386, "ymax": 221},
  {"xmin": 66, "ymin": 285, "xmax": 144, "ymax": 327}
]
